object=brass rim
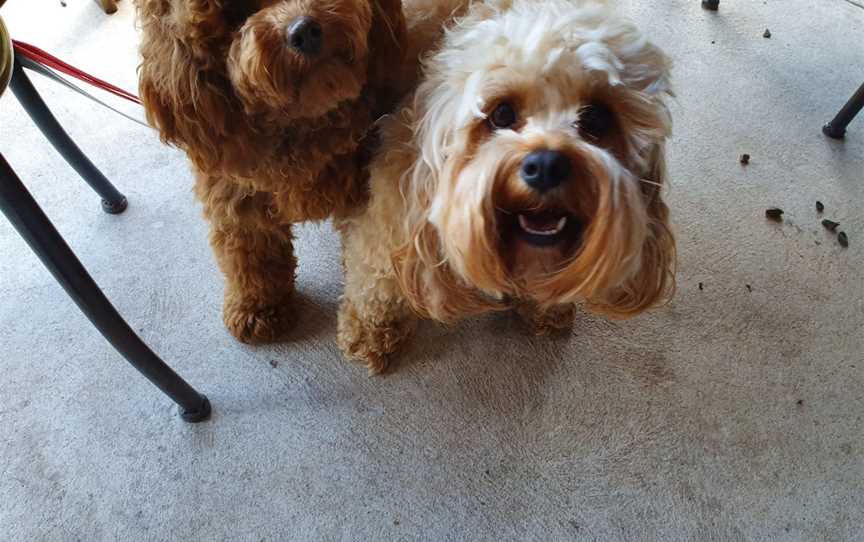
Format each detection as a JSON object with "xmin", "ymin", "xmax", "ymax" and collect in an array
[{"xmin": 0, "ymin": 15, "xmax": 13, "ymax": 98}]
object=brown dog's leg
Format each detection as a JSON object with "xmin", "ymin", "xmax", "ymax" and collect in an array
[
  {"xmin": 212, "ymin": 221, "xmax": 296, "ymax": 344},
  {"xmin": 197, "ymin": 175, "xmax": 296, "ymax": 344}
]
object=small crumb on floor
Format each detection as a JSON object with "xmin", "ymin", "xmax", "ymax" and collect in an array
[
  {"xmin": 838, "ymin": 231, "xmax": 849, "ymax": 247},
  {"xmin": 269, "ymin": 360, "xmax": 278, "ymax": 368},
  {"xmin": 822, "ymin": 219, "xmax": 839, "ymax": 231},
  {"xmin": 740, "ymin": 153, "xmax": 750, "ymax": 165},
  {"xmin": 796, "ymin": 399, "xmax": 804, "ymax": 406},
  {"xmin": 816, "ymin": 201, "xmax": 824, "ymax": 213},
  {"xmin": 698, "ymin": 282, "xmax": 704, "ymax": 291},
  {"xmin": 746, "ymin": 284, "xmax": 752, "ymax": 292},
  {"xmin": 766, "ymin": 207, "xmax": 784, "ymax": 221},
  {"xmin": 763, "ymin": 28, "xmax": 771, "ymax": 38}
]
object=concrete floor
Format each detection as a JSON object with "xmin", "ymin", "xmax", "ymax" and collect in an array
[{"xmin": 1, "ymin": 0, "xmax": 863, "ymax": 540}]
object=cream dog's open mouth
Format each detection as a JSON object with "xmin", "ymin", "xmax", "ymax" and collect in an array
[
  {"xmin": 507, "ymin": 209, "xmax": 580, "ymax": 247},
  {"xmin": 517, "ymin": 213, "xmax": 568, "ymax": 236}
]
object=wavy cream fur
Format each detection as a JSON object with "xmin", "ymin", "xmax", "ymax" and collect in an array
[{"xmin": 338, "ymin": 0, "xmax": 676, "ymax": 373}]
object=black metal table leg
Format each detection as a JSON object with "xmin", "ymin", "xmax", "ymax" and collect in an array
[
  {"xmin": 0, "ymin": 153, "xmax": 210, "ymax": 422},
  {"xmin": 823, "ymin": 82, "xmax": 864, "ymax": 139},
  {"xmin": 8, "ymin": 56, "xmax": 128, "ymax": 214}
]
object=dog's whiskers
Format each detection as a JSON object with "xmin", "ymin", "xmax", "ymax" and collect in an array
[{"xmin": 638, "ymin": 178, "xmax": 662, "ymax": 188}]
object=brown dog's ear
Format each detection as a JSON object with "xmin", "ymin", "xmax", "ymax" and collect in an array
[
  {"xmin": 137, "ymin": 0, "xmax": 246, "ymax": 172},
  {"xmin": 588, "ymin": 142, "xmax": 676, "ymax": 318}
]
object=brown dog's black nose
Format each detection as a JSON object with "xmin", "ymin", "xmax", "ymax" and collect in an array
[
  {"xmin": 520, "ymin": 150, "xmax": 572, "ymax": 192},
  {"xmin": 287, "ymin": 17, "xmax": 322, "ymax": 56}
]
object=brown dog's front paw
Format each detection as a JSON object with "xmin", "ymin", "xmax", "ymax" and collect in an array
[
  {"xmin": 337, "ymin": 305, "xmax": 415, "ymax": 375},
  {"xmin": 223, "ymin": 300, "xmax": 292, "ymax": 344},
  {"xmin": 517, "ymin": 303, "xmax": 576, "ymax": 336}
]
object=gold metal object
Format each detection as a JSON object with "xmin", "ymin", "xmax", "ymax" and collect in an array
[{"xmin": 0, "ymin": 13, "xmax": 13, "ymax": 98}]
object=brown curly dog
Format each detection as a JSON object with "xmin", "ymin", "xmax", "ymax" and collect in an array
[{"xmin": 136, "ymin": 0, "xmax": 406, "ymax": 343}]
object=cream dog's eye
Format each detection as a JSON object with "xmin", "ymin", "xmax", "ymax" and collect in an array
[
  {"xmin": 489, "ymin": 103, "xmax": 517, "ymax": 129},
  {"xmin": 577, "ymin": 103, "xmax": 615, "ymax": 140}
]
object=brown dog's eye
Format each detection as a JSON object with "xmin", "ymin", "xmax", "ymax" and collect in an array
[
  {"xmin": 489, "ymin": 102, "xmax": 517, "ymax": 129},
  {"xmin": 577, "ymin": 103, "xmax": 615, "ymax": 140}
]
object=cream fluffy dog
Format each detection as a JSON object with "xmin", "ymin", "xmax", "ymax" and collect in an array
[{"xmin": 338, "ymin": 0, "xmax": 676, "ymax": 373}]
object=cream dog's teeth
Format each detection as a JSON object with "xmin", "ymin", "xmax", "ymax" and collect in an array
[
  {"xmin": 518, "ymin": 215, "xmax": 567, "ymax": 236},
  {"xmin": 553, "ymin": 216, "xmax": 567, "ymax": 233}
]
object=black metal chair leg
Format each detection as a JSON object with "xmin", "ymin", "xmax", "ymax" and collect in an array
[
  {"xmin": 8, "ymin": 56, "xmax": 128, "ymax": 214},
  {"xmin": 0, "ymin": 153, "xmax": 210, "ymax": 422},
  {"xmin": 823, "ymin": 83, "xmax": 864, "ymax": 139}
]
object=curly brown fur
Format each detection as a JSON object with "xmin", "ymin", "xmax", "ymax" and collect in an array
[{"xmin": 136, "ymin": 0, "xmax": 406, "ymax": 343}]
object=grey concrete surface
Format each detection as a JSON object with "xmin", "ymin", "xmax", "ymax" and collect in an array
[{"xmin": 1, "ymin": 0, "xmax": 862, "ymax": 540}]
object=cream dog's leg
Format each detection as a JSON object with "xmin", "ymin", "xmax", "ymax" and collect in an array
[{"xmin": 337, "ymin": 210, "xmax": 416, "ymax": 374}]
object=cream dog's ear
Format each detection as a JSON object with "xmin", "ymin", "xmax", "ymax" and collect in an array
[
  {"xmin": 587, "ymin": 142, "xmax": 676, "ymax": 317},
  {"xmin": 391, "ymin": 89, "xmax": 502, "ymax": 323}
]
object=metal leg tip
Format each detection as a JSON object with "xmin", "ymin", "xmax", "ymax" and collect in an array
[
  {"xmin": 180, "ymin": 395, "xmax": 211, "ymax": 423},
  {"xmin": 101, "ymin": 196, "xmax": 128, "ymax": 214},
  {"xmin": 701, "ymin": 0, "xmax": 719, "ymax": 10},
  {"xmin": 822, "ymin": 123, "xmax": 846, "ymax": 140}
]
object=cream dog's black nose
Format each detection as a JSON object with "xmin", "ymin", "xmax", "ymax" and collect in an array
[
  {"xmin": 287, "ymin": 17, "xmax": 322, "ymax": 55},
  {"xmin": 520, "ymin": 150, "xmax": 571, "ymax": 192}
]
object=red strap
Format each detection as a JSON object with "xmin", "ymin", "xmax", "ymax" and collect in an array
[{"xmin": 12, "ymin": 40, "xmax": 142, "ymax": 105}]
